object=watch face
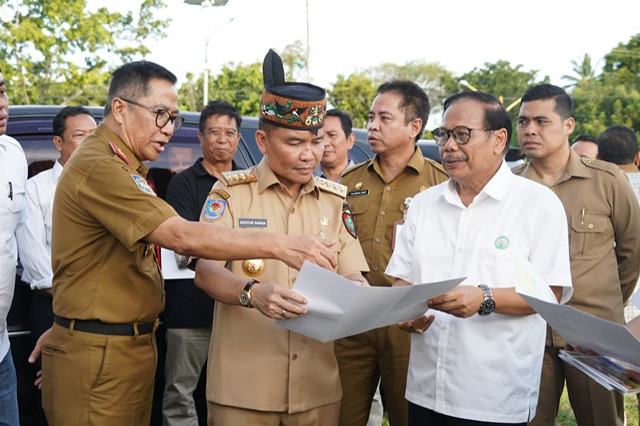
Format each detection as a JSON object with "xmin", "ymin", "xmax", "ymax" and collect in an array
[
  {"xmin": 239, "ymin": 292, "xmax": 250, "ymax": 306},
  {"xmin": 479, "ymin": 299, "xmax": 496, "ymax": 316}
]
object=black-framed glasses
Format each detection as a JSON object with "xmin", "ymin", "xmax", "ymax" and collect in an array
[
  {"xmin": 432, "ymin": 126, "xmax": 487, "ymax": 146},
  {"xmin": 120, "ymin": 98, "xmax": 185, "ymax": 132}
]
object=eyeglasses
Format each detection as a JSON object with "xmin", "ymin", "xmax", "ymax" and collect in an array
[
  {"xmin": 120, "ymin": 98, "xmax": 185, "ymax": 132},
  {"xmin": 432, "ymin": 126, "xmax": 488, "ymax": 146}
]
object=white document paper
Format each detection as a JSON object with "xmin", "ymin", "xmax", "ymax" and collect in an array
[
  {"xmin": 276, "ymin": 262, "xmax": 464, "ymax": 342},
  {"xmin": 160, "ymin": 248, "xmax": 195, "ymax": 280},
  {"xmin": 520, "ymin": 293, "xmax": 640, "ymax": 366}
]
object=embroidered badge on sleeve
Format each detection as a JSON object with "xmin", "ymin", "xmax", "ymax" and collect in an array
[
  {"xmin": 342, "ymin": 202, "xmax": 357, "ymax": 239},
  {"xmin": 202, "ymin": 198, "xmax": 227, "ymax": 222},
  {"xmin": 131, "ymin": 175, "xmax": 156, "ymax": 195}
]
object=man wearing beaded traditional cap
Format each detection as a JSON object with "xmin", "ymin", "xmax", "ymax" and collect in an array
[{"xmin": 194, "ymin": 49, "xmax": 369, "ymax": 425}]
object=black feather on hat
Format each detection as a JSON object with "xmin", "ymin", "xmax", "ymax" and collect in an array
[{"xmin": 259, "ymin": 49, "xmax": 327, "ymax": 135}]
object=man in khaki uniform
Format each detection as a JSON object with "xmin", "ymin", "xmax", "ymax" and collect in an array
[
  {"xmin": 193, "ymin": 49, "xmax": 369, "ymax": 425},
  {"xmin": 513, "ymin": 84, "xmax": 640, "ymax": 426},
  {"xmin": 32, "ymin": 61, "xmax": 339, "ymax": 426},
  {"xmin": 336, "ymin": 80, "xmax": 448, "ymax": 426}
]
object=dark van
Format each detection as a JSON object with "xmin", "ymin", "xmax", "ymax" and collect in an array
[{"xmin": 6, "ymin": 105, "xmax": 374, "ymax": 425}]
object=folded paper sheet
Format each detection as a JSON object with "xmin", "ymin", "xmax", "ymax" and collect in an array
[
  {"xmin": 520, "ymin": 293, "xmax": 640, "ymax": 366},
  {"xmin": 276, "ymin": 261, "xmax": 464, "ymax": 342}
]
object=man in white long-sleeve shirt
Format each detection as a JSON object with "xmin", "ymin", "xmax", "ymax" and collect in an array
[
  {"xmin": 15, "ymin": 106, "xmax": 95, "ymax": 424},
  {"xmin": 0, "ymin": 68, "xmax": 28, "ymax": 426}
]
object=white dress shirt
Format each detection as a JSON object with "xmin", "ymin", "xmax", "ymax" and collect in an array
[
  {"xmin": 0, "ymin": 134, "xmax": 28, "ymax": 363},
  {"xmin": 386, "ymin": 161, "xmax": 572, "ymax": 423},
  {"xmin": 16, "ymin": 160, "xmax": 62, "ymax": 290}
]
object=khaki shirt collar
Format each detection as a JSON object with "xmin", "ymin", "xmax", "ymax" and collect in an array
[
  {"xmin": 95, "ymin": 123, "xmax": 147, "ymax": 176},
  {"xmin": 369, "ymin": 147, "xmax": 424, "ymax": 178},
  {"xmin": 519, "ymin": 149, "xmax": 591, "ymax": 185},
  {"xmin": 255, "ymin": 157, "xmax": 319, "ymax": 198},
  {"xmin": 619, "ymin": 163, "xmax": 639, "ymax": 174}
]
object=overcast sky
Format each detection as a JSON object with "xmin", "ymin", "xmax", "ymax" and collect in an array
[{"xmin": 91, "ymin": 0, "xmax": 639, "ymax": 93}]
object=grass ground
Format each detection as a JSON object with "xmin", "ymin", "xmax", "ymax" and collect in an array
[{"xmin": 381, "ymin": 391, "xmax": 640, "ymax": 426}]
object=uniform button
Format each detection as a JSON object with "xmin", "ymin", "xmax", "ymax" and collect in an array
[
  {"xmin": 588, "ymin": 223, "xmax": 594, "ymax": 229},
  {"xmin": 292, "ymin": 354, "xmax": 298, "ymax": 360},
  {"xmin": 290, "ymin": 207, "xmax": 296, "ymax": 214},
  {"xmin": 457, "ymin": 247, "xmax": 463, "ymax": 253},
  {"xmin": 291, "ymin": 277, "xmax": 296, "ymax": 284},
  {"xmin": 375, "ymin": 238, "xmax": 381, "ymax": 243},
  {"xmin": 380, "ymin": 211, "xmax": 386, "ymax": 216},
  {"xmin": 372, "ymin": 266, "xmax": 379, "ymax": 271},
  {"xmin": 551, "ymin": 187, "xmax": 556, "ymax": 192},
  {"xmin": 386, "ymin": 186, "xmax": 391, "ymax": 191}
]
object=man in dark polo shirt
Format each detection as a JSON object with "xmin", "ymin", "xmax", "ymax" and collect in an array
[
  {"xmin": 162, "ymin": 100, "xmax": 242, "ymax": 425},
  {"xmin": 29, "ymin": 61, "xmax": 338, "ymax": 426}
]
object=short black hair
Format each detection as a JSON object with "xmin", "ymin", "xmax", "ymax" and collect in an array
[
  {"xmin": 326, "ymin": 108, "xmax": 353, "ymax": 137},
  {"xmin": 597, "ymin": 125, "xmax": 639, "ymax": 165},
  {"xmin": 199, "ymin": 100, "xmax": 242, "ymax": 134},
  {"xmin": 53, "ymin": 106, "xmax": 94, "ymax": 137},
  {"xmin": 376, "ymin": 80, "xmax": 430, "ymax": 142},
  {"xmin": 443, "ymin": 91, "xmax": 512, "ymax": 153},
  {"xmin": 521, "ymin": 84, "xmax": 573, "ymax": 120},
  {"xmin": 104, "ymin": 61, "xmax": 177, "ymax": 117},
  {"xmin": 571, "ymin": 135, "xmax": 597, "ymax": 145}
]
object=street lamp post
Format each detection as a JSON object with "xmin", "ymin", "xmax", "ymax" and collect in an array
[
  {"xmin": 185, "ymin": 0, "xmax": 232, "ymax": 106},
  {"xmin": 203, "ymin": 17, "xmax": 234, "ymax": 105}
]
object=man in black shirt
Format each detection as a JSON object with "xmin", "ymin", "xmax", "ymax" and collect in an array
[{"xmin": 162, "ymin": 100, "xmax": 242, "ymax": 425}]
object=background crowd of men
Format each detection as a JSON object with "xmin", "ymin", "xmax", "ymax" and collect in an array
[{"xmin": 1, "ymin": 47, "xmax": 640, "ymax": 426}]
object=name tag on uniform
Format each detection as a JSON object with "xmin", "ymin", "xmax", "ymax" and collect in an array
[
  {"xmin": 239, "ymin": 218, "xmax": 268, "ymax": 228},
  {"xmin": 347, "ymin": 190, "xmax": 369, "ymax": 197}
]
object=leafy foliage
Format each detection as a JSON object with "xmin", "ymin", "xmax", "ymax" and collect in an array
[{"xmin": 0, "ymin": 0, "xmax": 169, "ymax": 105}]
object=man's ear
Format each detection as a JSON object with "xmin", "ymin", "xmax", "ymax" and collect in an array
[
  {"xmin": 409, "ymin": 118, "xmax": 423, "ymax": 140},
  {"xmin": 111, "ymin": 98, "xmax": 127, "ymax": 125},
  {"xmin": 634, "ymin": 152, "xmax": 640, "ymax": 167},
  {"xmin": 493, "ymin": 128, "xmax": 509, "ymax": 155},
  {"xmin": 346, "ymin": 132, "xmax": 356, "ymax": 150},
  {"xmin": 255, "ymin": 129, "xmax": 268, "ymax": 156},
  {"xmin": 53, "ymin": 136, "xmax": 63, "ymax": 153}
]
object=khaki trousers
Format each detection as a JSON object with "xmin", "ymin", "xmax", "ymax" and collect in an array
[
  {"xmin": 529, "ymin": 344, "xmax": 625, "ymax": 426},
  {"xmin": 334, "ymin": 325, "xmax": 410, "ymax": 426},
  {"xmin": 42, "ymin": 323, "xmax": 157, "ymax": 426},
  {"xmin": 207, "ymin": 400, "xmax": 340, "ymax": 425}
]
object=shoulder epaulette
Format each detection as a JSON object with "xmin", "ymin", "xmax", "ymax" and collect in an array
[
  {"xmin": 581, "ymin": 158, "xmax": 621, "ymax": 176},
  {"xmin": 221, "ymin": 169, "xmax": 258, "ymax": 186},
  {"xmin": 342, "ymin": 160, "xmax": 369, "ymax": 177},
  {"xmin": 315, "ymin": 177, "xmax": 347, "ymax": 198},
  {"xmin": 511, "ymin": 162, "xmax": 527, "ymax": 175},
  {"xmin": 424, "ymin": 157, "xmax": 446, "ymax": 174}
]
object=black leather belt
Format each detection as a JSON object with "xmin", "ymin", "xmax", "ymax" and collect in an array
[{"xmin": 54, "ymin": 316, "xmax": 156, "ymax": 336}]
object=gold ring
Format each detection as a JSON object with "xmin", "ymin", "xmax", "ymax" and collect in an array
[{"xmin": 281, "ymin": 309, "xmax": 287, "ymax": 319}]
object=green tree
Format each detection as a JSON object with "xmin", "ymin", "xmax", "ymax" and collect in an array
[
  {"xmin": 279, "ymin": 41, "xmax": 306, "ymax": 82},
  {"xmin": 211, "ymin": 62, "xmax": 263, "ymax": 116},
  {"xmin": 571, "ymin": 33, "xmax": 640, "ymax": 136},
  {"xmin": 178, "ymin": 61, "xmax": 263, "ymax": 115},
  {"xmin": 457, "ymin": 60, "xmax": 547, "ymax": 111},
  {"xmin": 562, "ymin": 54, "xmax": 597, "ymax": 89},
  {"xmin": 328, "ymin": 73, "xmax": 377, "ymax": 128},
  {"xmin": 370, "ymin": 61, "xmax": 456, "ymax": 112},
  {"xmin": 0, "ymin": 0, "xmax": 169, "ymax": 105}
]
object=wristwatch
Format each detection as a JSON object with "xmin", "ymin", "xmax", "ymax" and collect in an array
[
  {"xmin": 477, "ymin": 284, "xmax": 496, "ymax": 316},
  {"xmin": 239, "ymin": 280, "xmax": 259, "ymax": 308}
]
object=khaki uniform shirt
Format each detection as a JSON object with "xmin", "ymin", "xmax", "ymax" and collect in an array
[
  {"xmin": 201, "ymin": 158, "xmax": 369, "ymax": 413},
  {"xmin": 513, "ymin": 151, "xmax": 640, "ymax": 344},
  {"xmin": 52, "ymin": 124, "xmax": 177, "ymax": 323},
  {"xmin": 341, "ymin": 148, "xmax": 448, "ymax": 287}
]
